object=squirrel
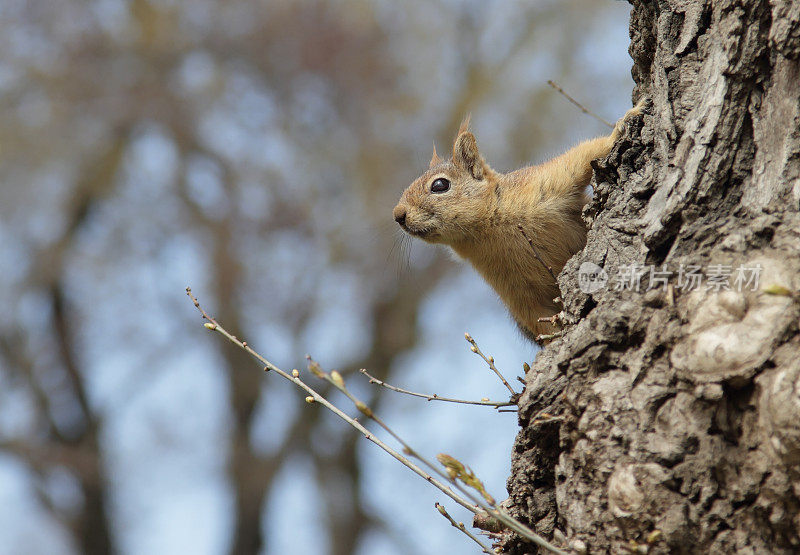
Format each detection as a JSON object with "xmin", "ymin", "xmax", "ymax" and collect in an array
[{"xmin": 392, "ymin": 100, "xmax": 645, "ymax": 342}]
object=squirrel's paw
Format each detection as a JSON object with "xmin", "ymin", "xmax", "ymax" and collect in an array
[
  {"xmin": 613, "ymin": 97, "xmax": 648, "ymax": 139},
  {"xmin": 624, "ymin": 96, "xmax": 647, "ymax": 120}
]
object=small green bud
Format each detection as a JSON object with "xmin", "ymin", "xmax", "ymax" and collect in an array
[
  {"xmin": 646, "ymin": 530, "xmax": 662, "ymax": 544},
  {"xmin": 356, "ymin": 402, "xmax": 373, "ymax": 418},
  {"xmin": 331, "ymin": 370, "xmax": 345, "ymax": 389},
  {"xmin": 764, "ymin": 284, "xmax": 793, "ymax": 296},
  {"xmin": 306, "ymin": 356, "xmax": 325, "ymax": 378}
]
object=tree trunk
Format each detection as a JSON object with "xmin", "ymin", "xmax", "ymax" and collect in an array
[{"xmin": 505, "ymin": 1, "xmax": 800, "ymax": 553}]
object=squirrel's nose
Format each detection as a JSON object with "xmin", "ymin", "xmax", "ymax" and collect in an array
[{"xmin": 393, "ymin": 206, "xmax": 407, "ymax": 226}]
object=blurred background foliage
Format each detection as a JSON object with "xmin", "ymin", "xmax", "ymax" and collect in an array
[{"xmin": 0, "ymin": 0, "xmax": 632, "ymax": 553}]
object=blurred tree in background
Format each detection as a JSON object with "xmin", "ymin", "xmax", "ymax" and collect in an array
[{"xmin": 0, "ymin": 1, "xmax": 631, "ymax": 553}]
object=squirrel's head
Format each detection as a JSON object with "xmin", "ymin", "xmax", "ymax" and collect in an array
[{"xmin": 393, "ymin": 117, "xmax": 498, "ymax": 245}]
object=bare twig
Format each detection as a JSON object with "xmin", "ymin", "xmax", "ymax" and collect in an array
[
  {"xmin": 187, "ymin": 287, "xmax": 565, "ymax": 554},
  {"xmin": 532, "ymin": 413, "xmax": 564, "ymax": 425},
  {"xmin": 535, "ymin": 331, "xmax": 564, "ymax": 343},
  {"xmin": 517, "ymin": 225, "xmax": 557, "ymax": 283},
  {"xmin": 464, "ymin": 333, "xmax": 516, "ymax": 396},
  {"xmin": 547, "ymin": 79, "xmax": 614, "ymax": 128},
  {"xmin": 359, "ymin": 369, "xmax": 516, "ymax": 409},
  {"xmin": 537, "ymin": 314, "xmax": 564, "ymax": 329},
  {"xmin": 185, "ymin": 287, "xmax": 478, "ymax": 514},
  {"xmin": 436, "ymin": 503, "xmax": 494, "ymax": 555}
]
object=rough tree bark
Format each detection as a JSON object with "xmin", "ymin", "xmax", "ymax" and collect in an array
[{"xmin": 505, "ymin": 1, "xmax": 800, "ymax": 553}]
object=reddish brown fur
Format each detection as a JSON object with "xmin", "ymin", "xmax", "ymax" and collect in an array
[{"xmin": 393, "ymin": 103, "xmax": 643, "ymax": 341}]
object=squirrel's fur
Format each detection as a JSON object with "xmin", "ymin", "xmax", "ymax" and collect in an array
[{"xmin": 393, "ymin": 102, "xmax": 644, "ymax": 342}]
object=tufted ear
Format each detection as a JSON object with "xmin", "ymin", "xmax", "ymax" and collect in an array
[
  {"xmin": 453, "ymin": 131, "xmax": 486, "ymax": 180},
  {"xmin": 429, "ymin": 142, "xmax": 442, "ymax": 168},
  {"xmin": 457, "ymin": 114, "xmax": 471, "ymax": 136}
]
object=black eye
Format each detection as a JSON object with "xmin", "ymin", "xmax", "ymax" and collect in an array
[{"xmin": 430, "ymin": 177, "xmax": 450, "ymax": 193}]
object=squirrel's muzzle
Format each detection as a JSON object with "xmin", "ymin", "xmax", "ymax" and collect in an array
[{"xmin": 393, "ymin": 205, "xmax": 407, "ymax": 227}]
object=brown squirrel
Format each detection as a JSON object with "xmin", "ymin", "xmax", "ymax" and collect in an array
[{"xmin": 392, "ymin": 100, "xmax": 644, "ymax": 342}]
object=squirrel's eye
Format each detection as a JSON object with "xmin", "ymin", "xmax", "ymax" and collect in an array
[{"xmin": 430, "ymin": 177, "xmax": 450, "ymax": 193}]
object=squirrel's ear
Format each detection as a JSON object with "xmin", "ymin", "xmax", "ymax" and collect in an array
[
  {"xmin": 453, "ymin": 131, "xmax": 486, "ymax": 180},
  {"xmin": 429, "ymin": 142, "xmax": 442, "ymax": 169},
  {"xmin": 457, "ymin": 114, "xmax": 471, "ymax": 136}
]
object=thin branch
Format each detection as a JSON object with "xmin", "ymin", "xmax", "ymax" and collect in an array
[
  {"xmin": 50, "ymin": 283, "xmax": 93, "ymax": 429},
  {"xmin": 435, "ymin": 503, "xmax": 494, "ymax": 555},
  {"xmin": 464, "ymin": 334, "xmax": 516, "ymax": 396},
  {"xmin": 535, "ymin": 331, "xmax": 564, "ymax": 343},
  {"xmin": 185, "ymin": 287, "xmax": 478, "ymax": 514},
  {"xmin": 538, "ymin": 314, "xmax": 563, "ymax": 328},
  {"xmin": 547, "ymin": 79, "xmax": 614, "ymax": 128},
  {"xmin": 359, "ymin": 369, "xmax": 515, "ymax": 409},
  {"xmin": 309, "ymin": 356, "xmax": 454, "ymax": 478},
  {"xmin": 517, "ymin": 225, "xmax": 557, "ymax": 284},
  {"xmin": 0, "ymin": 333, "xmax": 65, "ymax": 442}
]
